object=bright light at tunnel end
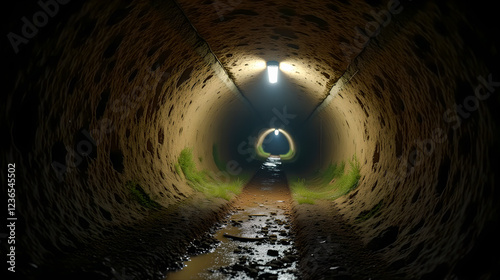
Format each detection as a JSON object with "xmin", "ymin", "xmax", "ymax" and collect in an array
[
  {"xmin": 255, "ymin": 128, "xmax": 295, "ymax": 161},
  {"xmin": 267, "ymin": 61, "xmax": 279, "ymax": 84}
]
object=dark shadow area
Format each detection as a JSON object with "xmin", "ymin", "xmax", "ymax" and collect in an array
[{"xmin": 262, "ymin": 132, "xmax": 290, "ymax": 155}]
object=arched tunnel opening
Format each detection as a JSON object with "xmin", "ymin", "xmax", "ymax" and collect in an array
[
  {"xmin": 2, "ymin": 0, "xmax": 500, "ymax": 279},
  {"xmin": 261, "ymin": 131, "xmax": 290, "ymax": 156}
]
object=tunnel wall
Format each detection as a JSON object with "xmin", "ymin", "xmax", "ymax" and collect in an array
[
  {"xmin": 4, "ymin": 0, "xmax": 248, "ymax": 265},
  {"xmin": 2, "ymin": 0, "xmax": 499, "ymax": 278},
  {"xmin": 313, "ymin": 1, "xmax": 499, "ymax": 277}
]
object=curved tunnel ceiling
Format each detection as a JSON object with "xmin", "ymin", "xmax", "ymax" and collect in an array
[
  {"xmin": 2, "ymin": 0, "xmax": 500, "ymax": 279},
  {"xmin": 177, "ymin": 0, "xmax": 368, "ymax": 122}
]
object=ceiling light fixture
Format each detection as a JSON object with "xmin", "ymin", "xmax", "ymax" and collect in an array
[
  {"xmin": 267, "ymin": 61, "xmax": 279, "ymax": 84},
  {"xmin": 274, "ymin": 129, "xmax": 279, "ymax": 136}
]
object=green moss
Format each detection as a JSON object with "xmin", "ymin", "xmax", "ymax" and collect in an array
[
  {"xmin": 235, "ymin": 173, "xmax": 252, "ymax": 184},
  {"xmin": 178, "ymin": 148, "xmax": 208, "ymax": 188},
  {"xmin": 315, "ymin": 162, "xmax": 345, "ymax": 186},
  {"xmin": 204, "ymin": 179, "xmax": 244, "ymax": 200},
  {"xmin": 296, "ymin": 196, "xmax": 316, "ymax": 204},
  {"xmin": 179, "ymin": 147, "xmax": 246, "ymax": 200},
  {"xmin": 126, "ymin": 181, "xmax": 162, "ymax": 209},
  {"xmin": 279, "ymin": 147, "xmax": 295, "ymax": 160},
  {"xmin": 290, "ymin": 178, "xmax": 327, "ymax": 203},
  {"xmin": 290, "ymin": 154, "xmax": 361, "ymax": 203},
  {"xmin": 328, "ymin": 154, "xmax": 360, "ymax": 200},
  {"xmin": 257, "ymin": 144, "xmax": 271, "ymax": 158}
]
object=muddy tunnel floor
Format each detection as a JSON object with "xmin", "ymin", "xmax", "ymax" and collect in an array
[
  {"xmin": 164, "ymin": 157, "xmax": 400, "ymax": 280},
  {"xmin": 167, "ymin": 157, "xmax": 299, "ymax": 279},
  {"xmin": 293, "ymin": 201, "xmax": 398, "ymax": 280},
  {"xmin": 26, "ymin": 157, "xmax": 403, "ymax": 280}
]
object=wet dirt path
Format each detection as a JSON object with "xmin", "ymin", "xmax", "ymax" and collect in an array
[{"xmin": 166, "ymin": 157, "xmax": 300, "ymax": 280}]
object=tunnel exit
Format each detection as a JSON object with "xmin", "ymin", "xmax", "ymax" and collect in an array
[{"xmin": 261, "ymin": 131, "xmax": 290, "ymax": 156}]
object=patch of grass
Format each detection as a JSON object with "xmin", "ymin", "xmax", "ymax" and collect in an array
[
  {"xmin": 204, "ymin": 179, "xmax": 244, "ymax": 200},
  {"xmin": 290, "ymin": 155, "xmax": 361, "ymax": 203},
  {"xmin": 315, "ymin": 162, "xmax": 345, "ymax": 186},
  {"xmin": 234, "ymin": 172, "xmax": 252, "ymax": 184},
  {"xmin": 178, "ymin": 148, "xmax": 208, "ymax": 188},
  {"xmin": 328, "ymin": 155, "xmax": 361, "ymax": 200},
  {"xmin": 355, "ymin": 200, "xmax": 384, "ymax": 223},
  {"xmin": 290, "ymin": 179, "xmax": 329, "ymax": 203},
  {"xmin": 179, "ymin": 147, "xmax": 245, "ymax": 200},
  {"xmin": 296, "ymin": 196, "xmax": 316, "ymax": 204},
  {"xmin": 126, "ymin": 181, "xmax": 162, "ymax": 209}
]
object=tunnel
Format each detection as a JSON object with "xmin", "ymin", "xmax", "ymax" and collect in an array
[{"xmin": 2, "ymin": 0, "xmax": 500, "ymax": 279}]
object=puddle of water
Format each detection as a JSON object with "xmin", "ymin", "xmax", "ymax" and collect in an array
[
  {"xmin": 166, "ymin": 158, "xmax": 299, "ymax": 280},
  {"xmin": 166, "ymin": 206, "xmax": 298, "ymax": 279}
]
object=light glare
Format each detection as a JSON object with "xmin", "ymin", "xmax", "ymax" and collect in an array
[
  {"xmin": 279, "ymin": 62, "xmax": 294, "ymax": 72},
  {"xmin": 268, "ymin": 65, "xmax": 278, "ymax": 84},
  {"xmin": 274, "ymin": 129, "xmax": 279, "ymax": 135},
  {"xmin": 254, "ymin": 60, "xmax": 267, "ymax": 70}
]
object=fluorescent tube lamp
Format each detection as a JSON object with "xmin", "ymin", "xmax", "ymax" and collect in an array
[{"xmin": 267, "ymin": 61, "xmax": 279, "ymax": 84}]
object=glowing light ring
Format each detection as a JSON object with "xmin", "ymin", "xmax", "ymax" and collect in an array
[{"xmin": 255, "ymin": 128, "xmax": 296, "ymax": 160}]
